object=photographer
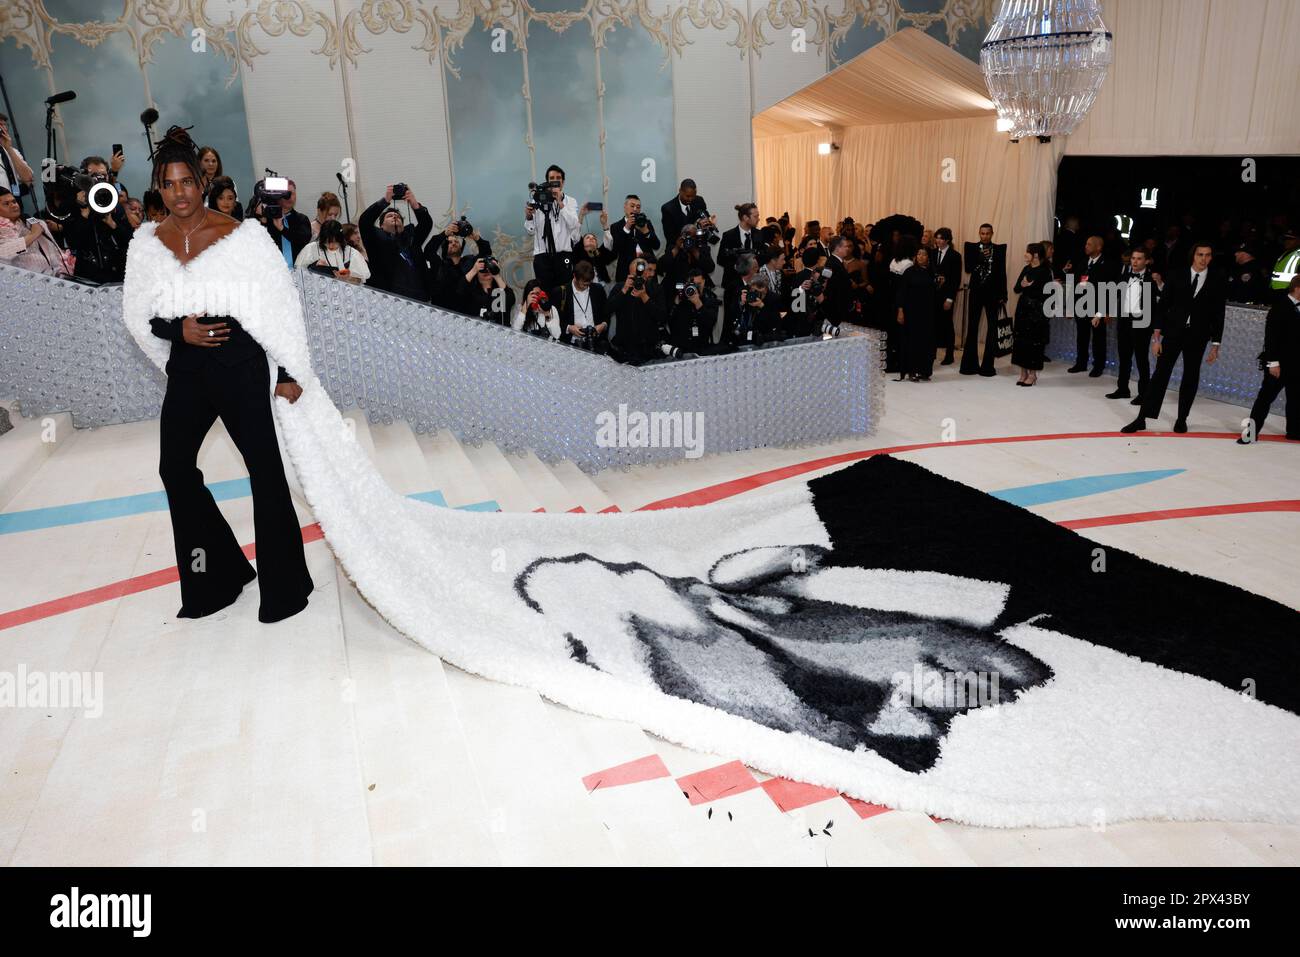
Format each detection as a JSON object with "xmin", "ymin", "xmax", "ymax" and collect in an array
[
  {"xmin": 572, "ymin": 229, "xmax": 616, "ymax": 285},
  {"xmin": 787, "ymin": 244, "xmax": 829, "ymax": 337},
  {"xmin": 819, "ymin": 235, "xmax": 853, "ymax": 333},
  {"xmin": 359, "ymin": 184, "xmax": 433, "ymax": 301},
  {"xmin": 552, "ymin": 260, "xmax": 609, "ymax": 351},
  {"xmin": 524, "ymin": 164, "xmax": 580, "ymax": 291},
  {"xmin": 460, "ymin": 253, "xmax": 514, "ymax": 324},
  {"xmin": 724, "ymin": 255, "xmax": 780, "ymax": 347},
  {"xmin": 719, "ymin": 203, "xmax": 761, "ymax": 330},
  {"xmin": 427, "ymin": 215, "xmax": 490, "ymax": 307},
  {"xmin": 660, "ymin": 178, "xmax": 709, "ymax": 247},
  {"xmin": 0, "ymin": 113, "xmax": 35, "ymax": 200},
  {"xmin": 666, "ymin": 267, "xmax": 718, "ymax": 355},
  {"xmin": 511, "ymin": 278, "xmax": 563, "ymax": 341},
  {"xmin": 294, "ymin": 218, "xmax": 370, "ymax": 284},
  {"xmin": 61, "ymin": 156, "xmax": 133, "ymax": 283},
  {"xmin": 607, "ymin": 194, "xmax": 660, "ymax": 281},
  {"xmin": 657, "ymin": 222, "xmax": 717, "ymax": 309},
  {"xmin": 251, "ymin": 177, "xmax": 311, "ymax": 265},
  {"xmin": 607, "ymin": 258, "xmax": 667, "ymax": 364}
]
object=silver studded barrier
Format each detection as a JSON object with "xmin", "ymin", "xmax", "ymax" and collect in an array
[
  {"xmin": 0, "ymin": 263, "xmax": 883, "ymax": 473},
  {"xmin": 1047, "ymin": 303, "xmax": 1282, "ymax": 413}
]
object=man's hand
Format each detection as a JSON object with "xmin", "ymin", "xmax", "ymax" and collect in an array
[
  {"xmin": 943, "ymin": 299, "xmax": 952, "ymax": 310},
  {"xmin": 110, "ymin": 150, "xmax": 124, "ymax": 174},
  {"xmin": 467, "ymin": 258, "xmax": 484, "ymax": 278},
  {"xmin": 385, "ymin": 185, "xmax": 395, "ymax": 203},
  {"xmin": 599, "ymin": 209, "xmax": 609, "ymax": 229},
  {"xmin": 125, "ymin": 206, "xmax": 142, "ymax": 228},
  {"xmin": 274, "ymin": 382, "xmax": 303, "ymax": 404},
  {"xmin": 1152, "ymin": 338, "xmax": 1162, "ymax": 357},
  {"xmin": 896, "ymin": 309, "xmax": 905, "ymax": 325},
  {"xmin": 524, "ymin": 203, "xmax": 535, "ymax": 221},
  {"xmin": 181, "ymin": 315, "xmax": 228, "ymax": 347},
  {"xmin": 1269, "ymin": 365, "xmax": 1281, "ymax": 379},
  {"xmin": 634, "ymin": 287, "xmax": 650, "ymax": 303},
  {"xmin": 405, "ymin": 190, "xmax": 420, "ymax": 210},
  {"xmin": 567, "ymin": 324, "xmax": 583, "ymax": 337},
  {"xmin": 1207, "ymin": 344, "xmax": 1220, "ymax": 365},
  {"xmin": 445, "ymin": 222, "xmax": 459, "ymax": 236}
]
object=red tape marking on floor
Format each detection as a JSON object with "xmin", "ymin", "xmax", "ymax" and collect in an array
[
  {"xmin": 676, "ymin": 761, "xmax": 761, "ymax": 805},
  {"xmin": 761, "ymin": 777, "xmax": 841, "ymax": 813},
  {"xmin": 583, "ymin": 754, "xmax": 671, "ymax": 792}
]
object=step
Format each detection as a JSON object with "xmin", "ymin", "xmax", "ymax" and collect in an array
[
  {"xmin": 500, "ymin": 449, "xmax": 581, "ymax": 513},
  {"xmin": 367, "ymin": 420, "xmax": 439, "ymax": 498},
  {"xmin": 458, "ymin": 441, "xmax": 543, "ymax": 512},
  {"xmin": 0, "ymin": 410, "xmax": 73, "ymax": 511},
  {"xmin": 438, "ymin": 666, "xmax": 623, "ymax": 865},
  {"xmin": 411, "ymin": 430, "xmax": 499, "ymax": 511},
  {"xmin": 547, "ymin": 459, "xmax": 618, "ymax": 512}
]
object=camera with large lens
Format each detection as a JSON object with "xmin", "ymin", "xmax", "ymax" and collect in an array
[
  {"xmin": 453, "ymin": 216, "xmax": 473, "ymax": 235},
  {"xmin": 532, "ymin": 291, "xmax": 550, "ymax": 311},
  {"xmin": 527, "ymin": 181, "xmax": 554, "ymax": 213},
  {"xmin": 632, "ymin": 260, "xmax": 648, "ymax": 291},
  {"xmin": 694, "ymin": 212, "xmax": 720, "ymax": 245},
  {"xmin": 253, "ymin": 175, "xmax": 292, "ymax": 221},
  {"xmin": 392, "ymin": 182, "xmax": 408, "ymax": 200},
  {"xmin": 633, "ymin": 211, "xmax": 648, "ymax": 229},
  {"xmin": 660, "ymin": 343, "xmax": 682, "ymax": 359},
  {"xmin": 682, "ymin": 282, "xmax": 699, "ymax": 298},
  {"xmin": 481, "ymin": 256, "xmax": 501, "ymax": 276},
  {"xmin": 809, "ymin": 278, "xmax": 825, "ymax": 297}
]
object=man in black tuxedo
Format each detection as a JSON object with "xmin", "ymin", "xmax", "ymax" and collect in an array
[
  {"xmin": 607, "ymin": 194, "xmax": 660, "ymax": 282},
  {"xmin": 1238, "ymin": 275, "xmax": 1300, "ymax": 443},
  {"xmin": 1107, "ymin": 246, "xmax": 1158, "ymax": 402},
  {"xmin": 1068, "ymin": 235, "xmax": 1115, "ymax": 376},
  {"xmin": 960, "ymin": 224, "xmax": 1007, "ymax": 376},
  {"xmin": 1122, "ymin": 243, "xmax": 1226, "ymax": 434},
  {"xmin": 660, "ymin": 179, "xmax": 709, "ymax": 247},
  {"xmin": 819, "ymin": 235, "xmax": 853, "ymax": 332},
  {"xmin": 931, "ymin": 227, "xmax": 961, "ymax": 365},
  {"xmin": 552, "ymin": 260, "xmax": 609, "ymax": 350},
  {"xmin": 718, "ymin": 202, "xmax": 761, "ymax": 331}
]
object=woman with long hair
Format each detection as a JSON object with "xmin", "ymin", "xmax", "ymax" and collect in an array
[
  {"xmin": 1012, "ymin": 242, "xmax": 1054, "ymax": 387},
  {"xmin": 196, "ymin": 145, "xmax": 222, "ymax": 194},
  {"xmin": 205, "ymin": 175, "xmax": 243, "ymax": 221},
  {"xmin": 127, "ymin": 126, "xmax": 313, "ymax": 622}
]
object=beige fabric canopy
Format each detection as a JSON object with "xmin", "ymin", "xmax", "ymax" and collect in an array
[
  {"xmin": 753, "ymin": 29, "xmax": 1062, "ymax": 310},
  {"xmin": 752, "ymin": 27, "xmax": 996, "ymax": 138}
]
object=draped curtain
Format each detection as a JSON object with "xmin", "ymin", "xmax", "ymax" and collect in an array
[{"xmin": 756, "ymin": 117, "xmax": 1066, "ymax": 303}]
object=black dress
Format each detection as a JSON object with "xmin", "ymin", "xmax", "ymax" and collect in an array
[
  {"xmin": 894, "ymin": 263, "xmax": 937, "ymax": 379},
  {"xmin": 150, "ymin": 315, "xmax": 314, "ymax": 623},
  {"xmin": 1010, "ymin": 263, "xmax": 1053, "ymax": 370}
]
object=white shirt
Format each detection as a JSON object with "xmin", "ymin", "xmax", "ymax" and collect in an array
[
  {"xmin": 511, "ymin": 303, "xmax": 561, "ymax": 339},
  {"xmin": 0, "ymin": 145, "xmax": 25, "ymax": 193},
  {"xmin": 524, "ymin": 193, "xmax": 580, "ymax": 255},
  {"xmin": 294, "ymin": 240, "xmax": 371, "ymax": 283},
  {"xmin": 1123, "ymin": 269, "xmax": 1147, "ymax": 317}
]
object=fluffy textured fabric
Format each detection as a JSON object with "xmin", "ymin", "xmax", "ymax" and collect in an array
[{"xmin": 121, "ymin": 220, "xmax": 1300, "ymax": 828}]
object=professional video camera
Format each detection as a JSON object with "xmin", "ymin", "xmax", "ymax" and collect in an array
[
  {"xmin": 693, "ymin": 211, "xmax": 720, "ymax": 245},
  {"xmin": 252, "ymin": 173, "xmax": 292, "ymax": 220},
  {"xmin": 527, "ymin": 181, "xmax": 554, "ymax": 214}
]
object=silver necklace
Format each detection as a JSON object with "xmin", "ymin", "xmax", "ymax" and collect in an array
[{"xmin": 171, "ymin": 208, "xmax": 208, "ymax": 254}]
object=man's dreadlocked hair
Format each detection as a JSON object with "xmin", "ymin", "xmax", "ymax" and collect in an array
[{"xmin": 148, "ymin": 124, "xmax": 204, "ymax": 193}]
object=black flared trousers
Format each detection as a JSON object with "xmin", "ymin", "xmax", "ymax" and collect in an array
[{"xmin": 159, "ymin": 351, "xmax": 313, "ymax": 623}]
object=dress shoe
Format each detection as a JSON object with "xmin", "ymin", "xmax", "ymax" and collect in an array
[
  {"xmin": 940, "ymin": 354, "xmax": 954, "ymax": 365},
  {"xmin": 1089, "ymin": 367, "xmax": 1104, "ymax": 377},
  {"xmin": 1066, "ymin": 364, "xmax": 1087, "ymax": 373},
  {"xmin": 1120, "ymin": 417, "xmax": 1147, "ymax": 434},
  {"xmin": 1129, "ymin": 395, "xmax": 1144, "ymax": 406},
  {"xmin": 1105, "ymin": 388, "xmax": 1131, "ymax": 400},
  {"xmin": 1173, "ymin": 418, "xmax": 1188, "ymax": 433},
  {"xmin": 979, "ymin": 369, "xmax": 996, "ymax": 377},
  {"xmin": 1236, "ymin": 436, "xmax": 1252, "ymax": 445}
]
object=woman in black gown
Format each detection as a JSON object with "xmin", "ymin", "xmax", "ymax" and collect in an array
[
  {"xmin": 144, "ymin": 127, "xmax": 313, "ymax": 622},
  {"xmin": 1011, "ymin": 242, "xmax": 1054, "ymax": 387},
  {"xmin": 893, "ymin": 240, "xmax": 938, "ymax": 382}
]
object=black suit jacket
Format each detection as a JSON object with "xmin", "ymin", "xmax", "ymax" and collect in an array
[
  {"xmin": 551, "ymin": 280, "xmax": 609, "ymax": 344},
  {"xmin": 660, "ymin": 195, "xmax": 709, "ymax": 247},
  {"xmin": 1073, "ymin": 254, "xmax": 1117, "ymax": 316},
  {"xmin": 718, "ymin": 225, "xmax": 760, "ymax": 290},
  {"xmin": 1156, "ymin": 267, "xmax": 1227, "ymax": 343},
  {"xmin": 608, "ymin": 218, "xmax": 661, "ymax": 281},
  {"xmin": 1117, "ymin": 267, "xmax": 1161, "ymax": 325},
  {"xmin": 1261, "ymin": 295, "xmax": 1300, "ymax": 369},
  {"xmin": 821, "ymin": 255, "xmax": 853, "ymax": 326},
  {"xmin": 932, "ymin": 244, "xmax": 962, "ymax": 305},
  {"xmin": 964, "ymin": 242, "xmax": 1007, "ymax": 302}
]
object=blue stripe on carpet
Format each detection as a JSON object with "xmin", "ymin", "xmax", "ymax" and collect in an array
[
  {"xmin": 1, "ymin": 481, "xmax": 500, "ymax": 533},
  {"xmin": 991, "ymin": 469, "xmax": 1185, "ymax": 507}
]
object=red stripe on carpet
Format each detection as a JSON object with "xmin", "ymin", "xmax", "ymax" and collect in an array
[
  {"xmin": 0, "ymin": 523, "xmax": 324, "ymax": 631},
  {"xmin": 676, "ymin": 761, "xmax": 761, "ymax": 805},
  {"xmin": 637, "ymin": 431, "xmax": 1291, "ymax": 510},
  {"xmin": 1059, "ymin": 500, "xmax": 1300, "ymax": 529},
  {"xmin": 842, "ymin": 796, "xmax": 894, "ymax": 820},
  {"xmin": 582, "ymin": 754, "xmax": 671, "ymax": 792},
  {"xmin": 761, "ymin": 777, "xmax": 840, "ymax": 813}
]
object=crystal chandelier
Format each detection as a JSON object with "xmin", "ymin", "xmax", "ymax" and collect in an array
[{"xmin": 981, "ymin": 0, "xmax": 1113, "ymax": 140}]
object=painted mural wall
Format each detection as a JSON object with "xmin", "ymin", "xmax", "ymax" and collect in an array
[{"xmin": 0, "ymin": 1, "xmax": 993, "ymax": 278}]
